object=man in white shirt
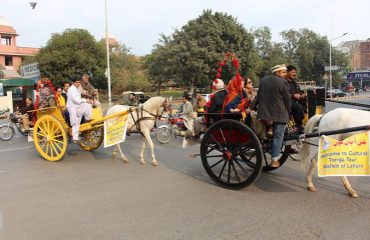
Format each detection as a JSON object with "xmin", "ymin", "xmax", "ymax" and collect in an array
[
  {"xmin": 67, "ymin": 76, "xmax": 92, "ymax": 143},
  {"xmin": 177, "ymin": 93, "xmax": 195, "ymax": 137}
]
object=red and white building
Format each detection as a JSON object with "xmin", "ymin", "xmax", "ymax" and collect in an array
[{"xmin": 0, "ymin": 16, "xmax": 39, "ymax": 78}]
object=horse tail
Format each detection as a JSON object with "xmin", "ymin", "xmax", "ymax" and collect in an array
[{"xmin": 299, "ymin": 114, "xmax": 323, "ymax": 170}]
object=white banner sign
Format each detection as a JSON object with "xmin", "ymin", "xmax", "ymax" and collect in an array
[
  {"xmin": 20, "ymin": 62, "xmax": 40, "ymax": 78},
  {"xmin": 103, "ymin": 113, "xmax": 129, "ymax": 148}
]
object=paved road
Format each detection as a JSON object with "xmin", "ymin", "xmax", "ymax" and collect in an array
[{"xmin": 0, "ymin": 100, "xmax": 370, "ymax": 239}]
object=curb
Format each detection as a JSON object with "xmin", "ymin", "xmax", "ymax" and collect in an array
[{"xmin": 330, "ymin": 95, "xmax": 370, "ymax": 101}]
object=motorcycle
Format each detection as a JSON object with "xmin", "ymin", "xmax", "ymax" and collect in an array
[
  {"xmin": 155, "ymin": 114, "xmax": 193, "ymax": 144},
  {"xmin": 0, "ymin": 113, "xmax": 28, "ymax": 141},
  {"xmin": 0, "ymin": 107, "xmax": 10, "ymax": 119}
]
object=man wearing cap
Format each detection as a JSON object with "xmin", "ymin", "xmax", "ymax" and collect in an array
[
  {"xmin": 193, "ymin": 79, "xmax": 227, "ymax": 138},
  {"xmin": 67, "ymin": 76, "xmax": 92, "ymax": 143},
  {"xmin": 255, "ymin": 64, "xmax": 291, "ymax": 167},
  {"xmin": 79, "ymin": 74, "xmax": 101, "ymax": 107},
  {"xmin": 178, "ymin": 93, "xmax": 195, "ymax": 137},
  {"xmin": 207, "ymin": 79, "xmax": 226, "ymax": 112}
]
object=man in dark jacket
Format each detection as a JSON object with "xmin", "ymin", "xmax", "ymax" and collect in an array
[
  {"xmin": 286, "ymin": 65, "xmax": 305, "ymax": 133},
  {"xmin": 194, "ymin": 79, "xmax": 226, "ymax": 138},
  {"xmin": 19, "ymin": 97, "xmax": 34, "ymax": 132},
  {"xmin": 207, "ymin": 79, "xmax": 227, "ymax": 123},
  {"xmin": 256, "ymin": 64, "xmax": 291, "ymax": 167}
]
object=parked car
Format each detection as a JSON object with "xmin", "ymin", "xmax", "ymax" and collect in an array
[
  {"xmin": 326, "ymin": 89, "xmax": 347, "ymax": 98},
  {"xmin": 122, "ymin": 91, "xmax": 150, "ymax": 104}
]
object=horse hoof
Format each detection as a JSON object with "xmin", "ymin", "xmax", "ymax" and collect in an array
[
  {"xmin": 152, "ymin": 161, "xmax": 158, "ymax": 166},
  {"xmin": 111, "ymin": 153, "xmax": 116, "ymax": 159},
  {"xmin": 307, "ymin": 186, "xmax": 317, "ymax": 192},
  {"xmin": 121, "ymin": 157, "xmax": 129, "ymax": 163},
  {"xmin": 140, "ymin": 160, "xmax": 147, "ymax": 165},
  {"xmin": 349, "ymin": 192, "xmax": 359, "ymax": 198}
]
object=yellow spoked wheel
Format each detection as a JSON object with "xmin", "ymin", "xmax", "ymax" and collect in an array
[
  {"xmin": 79, "ymin": 127, "xmax": 104, "ymax": 151},
  {"xmin": 33, "ymin": 115, "xmax": 67, "ymax": 161}
]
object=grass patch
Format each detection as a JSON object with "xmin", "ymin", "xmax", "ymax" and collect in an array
[{"xmin": 146, "ymin": 90, "xmax": 184, "ymax": 99}]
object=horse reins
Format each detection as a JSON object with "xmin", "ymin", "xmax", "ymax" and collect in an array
[{"xmin": 128, "ymin": 99, "xmax": 169, "ymax": 134}]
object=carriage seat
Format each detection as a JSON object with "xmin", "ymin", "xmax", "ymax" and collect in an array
[{"xmin": 63, "ymin": 107, "xmax": 103, "ymax": 127}]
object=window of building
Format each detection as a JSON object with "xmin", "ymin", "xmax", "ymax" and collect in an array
[
  {"xmin": 5, "ymin": 56, "xmax": 13, "ymax": 66},
  {"xmin": 1, "ymin": 36, "xmax": 12, "ymax": 45}
]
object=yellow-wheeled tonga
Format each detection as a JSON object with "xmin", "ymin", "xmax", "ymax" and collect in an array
[{"xmin": 32, "ymin": 106, "xmax": 128, "ymax": 162}]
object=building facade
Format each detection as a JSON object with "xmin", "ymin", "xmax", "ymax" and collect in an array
[
  {"xmin": 340, "ymin": 39, "xmax": 370, "ymax": 71},
  {"xmin": 360, "ymin": 41, "xmax": 370, "ymax": 70},
  {"xmin": 0, "ymin": 16, "xmax": 39, "ymax": 77}
]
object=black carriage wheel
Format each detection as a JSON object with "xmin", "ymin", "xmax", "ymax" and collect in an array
[
  {"xmin": 200, "ymin": 119, "xmax": 263, "ymax": 190},
  {"xmin": 261, "ymin": 145, "xmax": 291, "ymax": 172}
]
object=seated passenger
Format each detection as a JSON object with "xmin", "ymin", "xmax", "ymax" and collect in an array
[
  {"xmin": 36, "ymin": 78, "xmax": 57, "ymax": 109},
  {"xmin": 207, "ymin": 79, "xmax": 227, "ymax": 114},
  {"xmin": 194, "ymin": 79, "xmax": 226, "ymax": 137},
  {"xmin": 56, "ymin": 86, "xmax": 67, "ymax": 111},
  {"xmin": 67, "ymin": 76, "xmax": 92, "ymax": 143},
  {"xmin": 194, "ymin": 93, "xmax": 207, "ymax": 117},
  {"xmin": 19, "ymin": 97, "xmax": 34, "ymax": 132},
  {"xmin": 242, "ymin": 78, "xmax": 256, "ymax": 127},
  {"xmin": 79, "ymin": 73, "xmax": 101, "ymax": 107},
  {"xmin": 222, "ymin": 76, "xmax": 246, "ymax": 116},
  {"xmin": 285, "ymin": 65, "xmax": 305, "ymax": 134}
]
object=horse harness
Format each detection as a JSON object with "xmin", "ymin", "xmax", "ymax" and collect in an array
[
  {"xmin": 128, "ymin": 99, "xmax": 169, "ymax": 135},
  {"xmin": 301, "ymin": 114, "xmax": 325, "ymax": 147}
]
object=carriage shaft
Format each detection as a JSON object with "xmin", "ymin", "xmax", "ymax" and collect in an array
[
  {"xmin": 79, "ymin": 108, "xmax": 134, "ymax": 132},
  {"xmin": 285, "ymin": 125, "xmax": 370, "ymax": 142}
]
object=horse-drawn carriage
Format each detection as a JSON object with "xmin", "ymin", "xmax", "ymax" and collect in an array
[
  {"xmin": 32, "ymin": 106, "xmax": 111, "ymax": 161},
  {"xmin": 199, "ymin": 92, "xmax": 370, "ymax": 198},
  {"xmin": 31, "ymin": 96, "xmax": 170, "ymax": 163},
  {"xmin": 200, "ymin": 85, "xmax": 325, "ymax": 189}
]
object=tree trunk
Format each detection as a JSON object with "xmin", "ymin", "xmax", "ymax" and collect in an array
[
  {"xmin": 189, "ymin": 78, "xmax": 195, "ymax": 94},
  {"xmin": 156, "ymin": 81, "xmax": 162, "ymax": 96}
]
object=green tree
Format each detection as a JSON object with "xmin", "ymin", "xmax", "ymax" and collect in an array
[
  {"xmin": 108, "ymin": 42, "xmax": 151, "ymax": 94},
  {"xmin": 281, "ymin": 28, "xmax": 350, "ymax": 85},
  {"xmin": 20, "ymin": 56, "xmax": 37, "ymax": 66},
  {"xmin": 144, "ymin": 34, "xmax": 178, "ymax": 95},
  {"xmin": 252, "ymin": 27, "xmax": 286, "ymax": 78},
  {"xmin": 147, "ymin": 10, "xmax": 259, "ymax": 93},
  {"xmin": 36, "ymin": 28, "xmax": 107, "ymax": 88}
]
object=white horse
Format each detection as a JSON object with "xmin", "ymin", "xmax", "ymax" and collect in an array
[
  {"xmin": 300, "ymin": 108, "xmax": 370, "ymax": 197},
  {"xmin": 106, "ymin": 96, "xmax": 170, "ymax": 166}
]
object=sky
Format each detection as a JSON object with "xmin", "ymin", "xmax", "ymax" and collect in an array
[{"xmin": 0, "ymin": 0, "xmax": 369, "ymax": 56}]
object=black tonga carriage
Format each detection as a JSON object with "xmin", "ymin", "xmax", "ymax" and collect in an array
[{"xmin": 199, "ymin": 87, "xmax": 328, "ymax": 189}]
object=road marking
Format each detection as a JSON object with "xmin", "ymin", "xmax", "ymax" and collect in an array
[{"xmin": 0, "ymin": 146, "xmax": 32, "ymax": 152}]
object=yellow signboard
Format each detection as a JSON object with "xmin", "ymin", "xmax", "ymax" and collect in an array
[
  {"xmin": 104, "ymin": 113, "xmax": 129, "ymax": 148},
  {"xmin": 318, "ymin": 131, "xmax": 370, "ymax": 176}
]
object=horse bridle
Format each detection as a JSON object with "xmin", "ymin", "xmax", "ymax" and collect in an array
[
  {"xmin": 143, "ymin": 98, "xmax": 170, "ymax": 119},
  {"xmin": 128, "ymin": 98, "xmax": 171, "ymax": 133}
]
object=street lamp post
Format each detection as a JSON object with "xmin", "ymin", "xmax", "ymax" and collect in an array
[
  {"xmin": 329, "ymin": 32, "xmax": 348, "ymax": 97},
  {"xmin": 105, "ymin": 0, "xmax": 112, "ymax": 107}
]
